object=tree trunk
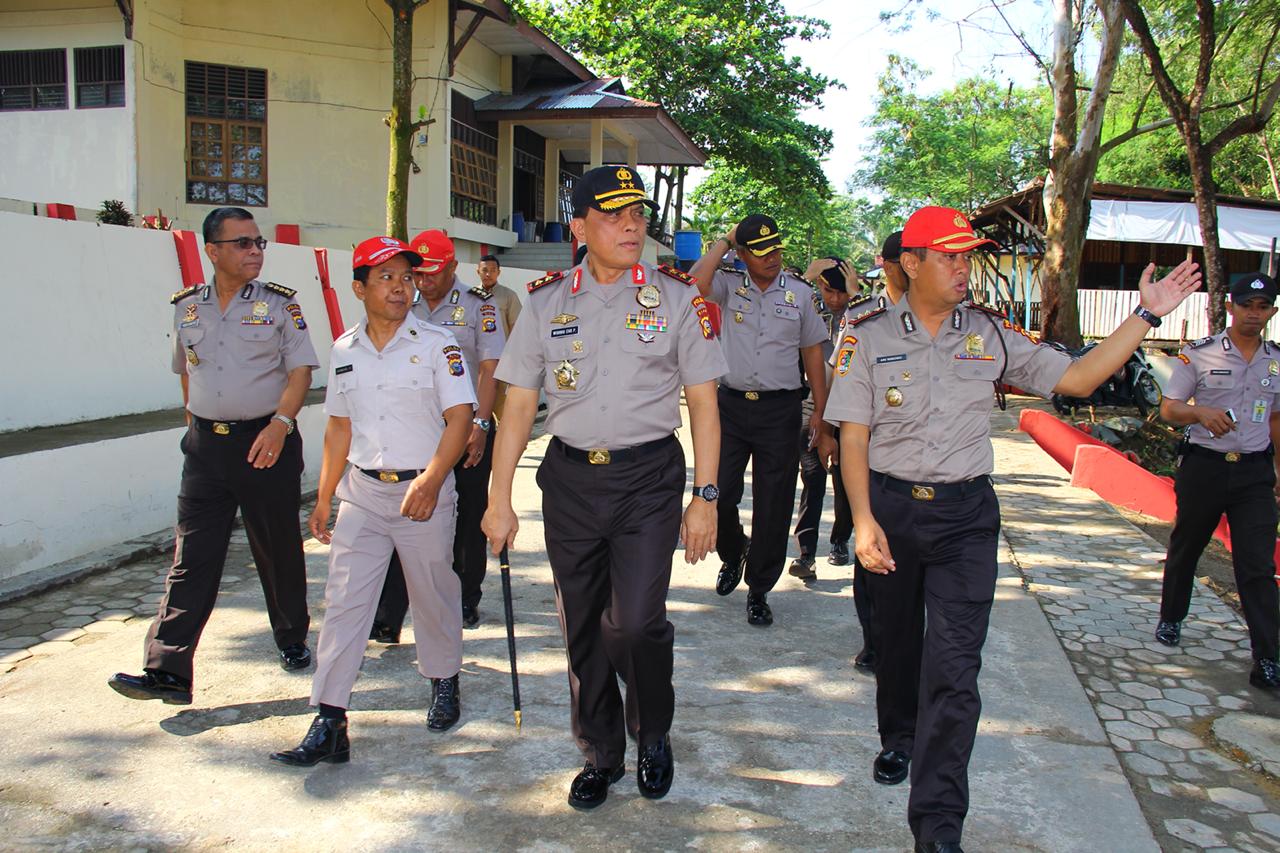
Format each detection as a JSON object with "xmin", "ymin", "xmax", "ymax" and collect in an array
[
  {"xmin": 1186, "ymin": 138, "xmax": 1227, "ymax": 332},
  {"xmin": 1040, "ymin": 167, "xmax": 1089, "ymax": 347},
  {"xmin": 386, "ymin": 0, "xmax": 422, "ymax": 240}
]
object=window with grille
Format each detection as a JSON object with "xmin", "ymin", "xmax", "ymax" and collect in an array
[
  {"xmin": 74, "ymin": 46, "xmax": 125, "ymax": 108},
  {"xmin": 185, "ymin": 61, "xmax": 268, "ymax": 206},
  {"xmin": 0, "ymin": 49, "xmax": 68, "ymax": 111},
  {"xmin": 451, "ymin": 120, "xmax": 498, "ymax": 226}
]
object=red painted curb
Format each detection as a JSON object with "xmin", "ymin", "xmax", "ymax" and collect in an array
[{"xmin": 1017, "ymin": 408, "xmax": 1115, "ymax": 473}]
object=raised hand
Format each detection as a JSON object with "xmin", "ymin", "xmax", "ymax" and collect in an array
[{"xmin": 1139, "ymin": 259, "xmax": 1201, "ymax": 317}]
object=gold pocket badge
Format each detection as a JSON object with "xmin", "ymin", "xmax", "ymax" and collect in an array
[
  {"xmin": 410, "ymin": 355, "xmax": 420, "ymax": 364},
  {"xmin": 452, "ymin": 306, "xmax": 466, "ymax": 323},
  {"xmin": 554, "ymin": 359, "xmax": 579, "ymax": 391},
  {"xmin": 252, "ymin": 300, "xmax": 269, "ymax": 317},
  {"xmin": 735, "ymin": 285, "xmax": 749, "ymax": 298},
  {"xmin": 734, "ymin": 312, "xmax": 744, "ymax": 323},
  {"xmin": 886, "ymin": 387, "xmax": 904, "ymax": 407},
  {"xmin": 965, "ymin": 334, "xmax": 984, "ymax": 356},
  {"xmin": 784, "ymin": 291, "xmax": 795, "ymax": 305},
  {"xmin": 637, "ymin": 284, "xmax": 661, "ymax": 309}
]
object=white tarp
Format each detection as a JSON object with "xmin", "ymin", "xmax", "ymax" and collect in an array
[{"xmin": 1086, "ymin": 199, "xmax": 1280, "ymax": 252}]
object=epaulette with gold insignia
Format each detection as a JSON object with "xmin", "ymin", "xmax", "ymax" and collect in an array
[
  {"xmin": 658, "ymin": 264, "xmax": 696, "ymax": 286},
  {"xmin": 848, "ymin": 307, "xmax": 887, "ymax": 327},
  {"xmin": 263, "ymin": 281, "xmax": 296, "ymax": 299},
  {"xmin": 1188, "ymin": 336, "xmax": 1214, "ymax": 349},
  {"xmin": 526, "ymin": 270, "xmax": 565, "ymax": 293},
  {"xmin": 469, "ymin": 286, "xmax": 493, "ymax": 301},
  {"xmin": 965, "ymin": 301, "xmax": 1007, "ymax": 319},
  {"xmin": 847, "ymin": 294, "xmax": 874, "ymax": 311},
  {"xmin": 170, "ymin": 285, "xmax": 199, "ymax": 304}
]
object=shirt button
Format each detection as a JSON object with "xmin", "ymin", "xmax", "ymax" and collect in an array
[
  {"xmin": 602, "ymin": 369, "xmax": 609, "ymax": 376},
  {"xmin": 377, "ymin": 354, "xmax": 383, "ymax": 360},
  {"xmin": 932, "ymin": 377, "xmax": 939, "ymax": 383},
  {"xmin": 603, "ymin": 337, "xmax": 610, "ymax": 343},
  {"xmin": 379, "ymin": 416, "xmax": 385, "ymax": 421}
]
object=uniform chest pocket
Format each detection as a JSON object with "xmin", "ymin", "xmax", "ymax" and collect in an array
[
  {"xmin": 178, "ymin": 327, "xmax": 206, "ymax": 350},
  {"xmin": 1201, "ymin": 372, "xmax": 1235, "ymax": 390},
  {"xmin": 872, "ymin": 362, "xmax": 923, "ymax": 419},
  {"xmin": 236, "ymin": 323, "xmax": 278, "ymax": 362},
  {"xmin": 771, "ymin": 304, "xmax": 801, "ymax": 323},
  {"xmin": 952, "ymin": 358, "xmax": 1001, "ymax": 382},
  {"xmin": 728, "ymin": 295, "xmax": 754, "ymax": 316},
  {"xmin": 952, "ymin": 357, "xmax": 1001, "ymax": 410},
  {"xmin": 542, "ymin": 339, "xmax": 590, "ymax": 394},
  {"xmin": 620, "ymin": 330, "xmax": 673, "ymax": 357}
]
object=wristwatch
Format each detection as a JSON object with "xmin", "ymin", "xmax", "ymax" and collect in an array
[
  {"xmin": 1132, "ymin": 305, "xmax": 1162, "ymax": 327},
  {"xmin": 473, "ymin": 417, "xmax": 491, "ymax": 431},
  {"xmin": 692, "ymin": 484, "xmax": 720, "ymax": 502},
  {"xmin": 272, "ymin": 414, "xmax": 296, "ymax": 434}
]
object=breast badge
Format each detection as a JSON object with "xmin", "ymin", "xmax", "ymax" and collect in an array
[
  {"xmin": 181, "ymin": 303, "xmax": 199, "ymax": 327},
  {"xmin": 885, "ymin": 387, "xmax": 904, "ymax": 407},
  {"xmin": 637, "ymin": 284, "xmax": 661, "ymax": 309},
  {"xmin": 784, "ymin": 290, "xmax": 795, "ymax": 305},
  {"xmin": 185, "ymin": 346, "xmax": 199, "ymax": 366},
  {"xmin": 965, "ymin": 334, "xmax": 984, "ymax": 357},
  {"xmin": 734, "ymin": 312, "xmax": 744, "ymax": 324},
  {"xmin": 452, "ymin": 306, "xmax": 466, "ymax": 323},
  {"xmin": 1270, "ymin": 360, "xmax": 1279, "ymax": 376},
  {"xmin": 551, "ymin": 313, "xmax": 578, "ymax": 325},
  {"xmin": 252, "ymin": 300, "xmax": 269, "ymax": 317},
  {"xmin": 554, "ymin": 359, "xmax": 579, "ymax": 391}
]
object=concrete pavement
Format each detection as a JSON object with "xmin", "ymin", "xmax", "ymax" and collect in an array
[{"xmin": 0, "ymin": 402, "xmax": 1259, "ymax": 851}]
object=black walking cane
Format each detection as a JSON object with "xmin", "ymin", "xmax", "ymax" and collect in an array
[{"xmin": 499, "ymin": 546, "xmax": 522, "ymax": 729}]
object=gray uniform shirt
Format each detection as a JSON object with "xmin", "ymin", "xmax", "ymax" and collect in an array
[
  {"xmin": 708, "ymin": 269, "xmax": 829, "ymax": 391},
  {"xmin": 412, "ymin": 276, "xmax": 506, "ymax": 381},
  {"xmin": 824, "ymin": 298, "xmax": 1072, "ymax": 483},
  {"xmin": 324, "ymin": 317, "xmax": 477, "ymax": 470},
  {"xmin": 496, "ymin": 262, "xmax": 728, "ymax": 449},
  {"xmin": 171, "ymin": 280, "xmax": 320, "ymax": 421},
  {"xmin": 1164, "ymin": 332, "xmax": 1280, "ymax": 452},
  {"xmin": 803, "ymin": 303, "xmax": 845, "ymax": 420}
]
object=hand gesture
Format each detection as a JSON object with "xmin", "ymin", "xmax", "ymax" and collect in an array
[
  {"xmin": 1138, "ymin": 259, "xmax": 1201, "ymax": 317},
  {"xmin": 1195, "ymin": 406, "xmax": 1236, "ymax": 437},
  {"xmin": 803, "ymin": 257, "xmax": 837, "ymax": 283},
  {"xmin": 248, "ymin": 419, "xmax": 288, "ymax": 469}
]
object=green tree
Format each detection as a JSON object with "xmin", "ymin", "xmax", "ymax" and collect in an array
[{"xmin": 385, "ymin": 0, "xmax": 430, "ymax": 240}]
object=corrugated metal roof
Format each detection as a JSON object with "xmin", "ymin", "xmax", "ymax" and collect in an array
[{"xmin": 476, "ymin": 78, "xmax": 658, "ymax": 113}]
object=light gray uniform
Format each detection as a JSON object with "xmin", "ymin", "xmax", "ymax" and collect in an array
[
  {"xmin": 309, "ymin": 317, "xmax": 477, "ymax": 709},
  {"xmin": 412, "ymin": 277, "xmax": 506, "ymax": 383},
  {"xmin": 707, "ymin": 269, "xmax": 829, "ymax": 390},
  {"xmin": 824, "ymin": 298, "xmax": 1072, "ymax": 482},
  {"xmin": 1165, "ymin": 332, "xmax": 1280, "ymax": 452},
  {"xmin": 497, "ymin": 262, "xmax": 728, "ymax": 448},
  {"xmin": 172, "ymin": 280, "xmax": 319, "ymax": 418}
]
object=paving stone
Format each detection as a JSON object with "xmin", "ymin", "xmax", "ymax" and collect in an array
[
  {"xmin": 50, "ymin": 616, "xmax": 91, "ymax": 629},
  {"xmin": 1146, "ymin": 699, "xmax": 1193, "ymax": 718},
  {"xmin": 1165, "ymin": 687, "xmax": 1212, "ymax": 707},
  {"xmin": 1118, "ymin": 681, "xmax": 1162, "ymax": 700},
  {"xmin": 1206, "ymin": 788, "xmax": 1266, "ymax": 813},
  {"xmin": 1121, "ymin": 752, "xmax": 1165, "ymax": 776},
  {"xmin": 1110, "ymin": 735, "xmax": 1133, "ymax": 752},
  {"xmin": 1189, "ymin": 750, "xmax": 1241, "ymax": 772},
  {"xmin": 1187, "ymin": 647, "xmax": 1226, "ymax": 661},
  {"xmin": 1157, "ymin": 728, "xmax": 1205, "ymax": 750},
  {"xmin": 1096, "ymin": 703, "xmax": 1125, "ymax": 721},
  {"xmin": 1126, "ymin": 710, "xmax": 1169, "ymax": 729},
  {"xmin": 1169, "ymin": 762, "xmax": 1206, "ymax": 781},
  {"xmin": 60, "ymin": 605, "xmax": 100, "ymax": 616},
  {"xmin": 0, "ymin": 636, "xmax": 39, "ymax": 650},
  {"xmin": 1164, "ymin": 818, "xmax": 1227, "ymax": 848},
  {"xmin": 1136, "ymin": 740, "xmax": 1186, "ymax": 763},
  {"xmin": 1218, "ymin": 695, "xmax": 1248, "ymax": 711},
  {"xmin": 94, "ymin": 609, "xmax": 135, "ymax": 621},
  {"xmin": 1249, "ymin": 812, "xmax": 1280, "ymax": 838},
  {"xmin": 39, "ymin": 627, "xmax": 85, "ymax": 643}
]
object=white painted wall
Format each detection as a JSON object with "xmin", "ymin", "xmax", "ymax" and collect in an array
[
  {"xmin": 0, "ymin": 404, "xmax": 325, "ymax": 584},
  {"xmin": 0, "ymin": 19, "xmax": 136, "ymax": 211}
]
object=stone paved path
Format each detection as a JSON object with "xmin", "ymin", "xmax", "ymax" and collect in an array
[{"xmin": 992, "ymin": 402, "xmax": 1280, "ymax": 852}]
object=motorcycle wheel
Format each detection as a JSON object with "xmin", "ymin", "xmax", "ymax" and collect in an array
[{"xmin": 1133, "ymin": 371, "xmax": 1162, "ymax": 417}]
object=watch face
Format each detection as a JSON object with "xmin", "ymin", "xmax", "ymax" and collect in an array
[{"xmin": 699, "ymin": 484, "xmax": 719, "ymax": 501}]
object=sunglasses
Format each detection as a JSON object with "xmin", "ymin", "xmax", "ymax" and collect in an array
[{"xmin": 210, "ymin": 236, "xmax": 268, "ymax": 250}]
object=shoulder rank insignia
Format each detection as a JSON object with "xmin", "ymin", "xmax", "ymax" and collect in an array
[
  {"xmin": 848, "ymin": 307, "xmax": 887, "ymax": 327},
  {"xmin": 170, "ymin": 285, "xmax": 199, "ymax": 304},
  {"xmin": 965, "ymin": 301, "xmax": 1006, "ymax": 320},
  {"xmin": 527, "ymin": 270, "xmax": 565, "ymax": 293},
  {"xmin": 658, "ymin": 264, "xmax": 696, "ymax": 286},
  {"xmin": 469, "ymin": 286, "xmax": 493, "ymax": 300},
  {"xmin": 263, "ymin": 281, "xmax": 297, "ymax": 299},
  {"xmin": 1188, "ymin": 335, "xmax": 1214, "ymax": 349},
  {"xmin": 847, "ymin": 294, "xmax": 874, "ymax": 311}
]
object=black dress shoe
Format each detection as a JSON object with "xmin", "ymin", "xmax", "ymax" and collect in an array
[
  {"xmin": 829, "ymin": 541, "xmax": 850, "ymax": 566},
  {"xmin": 716, "ymin": 537, "xmax": 749, "ymax": 596},
  {"xmin": 915, "ymin": 842, "xmax": 964, "ymax": 853},
  {"xmin": 788, "ymin": 554, "xmax": 817, "ymax": 580},
  {"xmin": 369, "ymin": 621, "xmax": 401, "ymax": 644},
  {"xmin": 108, "ymin": 670, "xmax": 192, "ymax": 705},
  {"xmin": 637, "ymin": 735, "xmax": 674, "ymax": 799},
  {"xmin": 1154, "ymin": 620, "xmax": 1181, "ymax": 647},
  {"xmin": 427, "ymin": 673, "xmax": 461, "ymax": 731},
  {"xmin": 873, "ymin": 748, "xmax": 910, "ymax": 785},
  {"xmin": 1250, "ymin": 658, "xmax": 1280, "ymax": 690},
  {"xmin": 462, "ymin": 604, "xmax": 480, "ymax": 630},
  {"xmin": 568, "ymin": 763, "xmax": 625, "ymax": 810},
  {"xmin": 279, "ymin": 643, "xmax": 312, "ymax": 671},
  {"xmin": 270, "ymin": 715, "xmax": 350, "ymax": 766},
  {"xmin": 746, "ymin": 591, "xmax": 773, "ymax": 626},
  {"xmin": 854, "ymin": 647, "xmax": 877, "ymax": 672}
]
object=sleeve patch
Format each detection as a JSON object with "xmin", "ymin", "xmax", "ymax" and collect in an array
[
  {"xmin": 658, "ymin": 264, "xmax": 696, "ymax": 286},
  {"xmin": 263, "ymin": 281, "xmax": 297, "ymax": 299},
  {"xmin": 834, "ymin": 335, "xmax": 858, "ymax": 375},
  {"xmin": 443, "ymin": 344, "xmax": 465, "ymax": 376},
  {"xmin": 1001, "ymin": 318, "xmax": 1039, "ymax": 344},
  {"xmin": 284, "ymin": 303, "xmax": 307, "ymax": 330},
  {"xmin": 691, "ymin": 295, "xmax": 715, "ymax": 339},
  {"xmin": 526, "ymin": 271, "xmax": 565, "ymax": 293}
]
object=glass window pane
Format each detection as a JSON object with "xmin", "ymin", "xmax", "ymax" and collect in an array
[
  {"xmin": 188, "ymin": 181, "xmax": 207, "ymax": 201},
  {"xmin": 106, "ymin": 82, "xmax": 125, "ymax": 107},
  {"xmin": 207, "ymin": 160, "xmax": 224, "ymax": 177},
  {"xmin": 247, "ymin": 145, "xmax": 262, "ymax": 162},
  {"xmin": 246, "ymin": 184, "xmax": 266, "ymax": 206},
  {"xmin": 227, "ymin": 183, "xmax": 246, "ymax": 202},
  {"xmin": 230, "ymin": 162, "xmax": 245, "ymax": 179},
  {"xmin": 207, "ymin": 182, "xmax": 227, "ymax": 203},
  {"xmin": 246, "ymin": 163, "xmax": 262, "ymax": 179},
  {"xmin": 190, "ymin": 160, "xmax": 206, "ymax": 177}
]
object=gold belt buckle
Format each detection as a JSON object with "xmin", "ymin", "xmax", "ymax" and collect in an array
[
  {"xmin": 745, "ymin": 391, "xmax": 760, "ymax": 401},
  {"xmin": 1224, "ymin": 452, "xmax": 1241, "ymax": 463},
  {"xmin": 212, "ymin": 422, "xmax": 231, "ymax": 435},
  {"xmin": 588, "ymin": 449, "xmax": 611, "ymax": 465},
  {"xmin": 379, "ymin": 471, "xmax": 400, "ymax": 483},
  {"xmin": 911, "ymin": 485, "xmax": 935, "ymax": 501}
]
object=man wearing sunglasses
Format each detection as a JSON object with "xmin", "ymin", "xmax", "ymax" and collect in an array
[{"xmin": 110, "ymin": 206, "xmax": 319, "ymax": 705}]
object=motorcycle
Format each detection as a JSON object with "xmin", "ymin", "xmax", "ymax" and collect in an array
[{"xmin": 1049, "ymin": 341, "xmax": 1163, "ymax": 418}]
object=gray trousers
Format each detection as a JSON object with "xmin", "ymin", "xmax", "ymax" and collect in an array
[{"xmin": 309, "ymin": 469, "xmax": 462, "ymax": 709}]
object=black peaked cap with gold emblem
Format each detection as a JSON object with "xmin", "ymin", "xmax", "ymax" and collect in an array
[
  {"xmin": 572, "ymin": 165, "xmax": 659, "ymax": 215},
  {"xmin": 736, "ymin": 214, "xmax": 784, "ymax": 257}
]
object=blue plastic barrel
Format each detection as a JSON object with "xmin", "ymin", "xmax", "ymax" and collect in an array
[
  {"xmin": 544, "ymin": 222, "xmax": 564, "ymax": 243},
  {"xmin": 673, "ymin": 229, "xmax": 702, "ymax": 260},
  {"xmin": 512, "ymin": 211, "xmax": 526, "ymax": 242}
]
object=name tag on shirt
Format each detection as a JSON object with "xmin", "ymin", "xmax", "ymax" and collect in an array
[{"xmin": 1253, "ymin": 399, "xmax": 1268, "ymax": 423}]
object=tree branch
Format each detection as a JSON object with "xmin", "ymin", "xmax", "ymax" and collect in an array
[
  {"xmin": 989, "ymin": 0, "xmax": 1049, "ymax": 82},
  {"xmin": 1206, "ymin": 71, "xmax": 1280, "ymax": 158},
  {"xmin": 1075, "ymin": 0, "xmax": 1124, "ymax": 160},
  {"xmin": 1117, "ymin": 0, "xmax": 1189, "ymax": 129},
  {"xmin": 1190, "ymin": 0, "xmax": 1215, "ymax": 115}
]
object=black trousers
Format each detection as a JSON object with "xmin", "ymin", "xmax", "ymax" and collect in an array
[
  {"xmin": 852, "ymin": 555, "xmax": 876, "ymax": 656},
  {"xmin": 145, "ymin": 424, "xmax": 310, "ymax": 682},
  {"xmin": 1161, "ymin": 451, "xmax": 1279, "ymax": 661},
  {"xmin": 539, "ymin": 436, "xmax": 685, "ymax": 769},
  {"xmin": 867, "ymin": 474, "xmax": 1000, "ymax": 844},
  {"xmin": 375, "ymin": 426, "xmax": 496, "ymax": 628},
  {"xmin": 717, "ymin": 388, "xmax": 802, "ymax": 593},
  {"xmin": 794, "ymin": 422, "xmax": 854, "ymax": 556}
]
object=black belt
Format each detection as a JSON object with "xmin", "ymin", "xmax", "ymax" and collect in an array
[
  {"xmin": 191, "ymin": 414, "xmax": 273, "ymax": 436},
  {"xmin": 720, "ymin": 386, "xmax": 800, "ymax": 401},
  {"xmin": 872, "ymin": 471, "xmax": 992, "ymax": 502},
  {"xmin": 552, "ymin": 435, "xmax": 676, "ymax": 465},
  {"xmin": 1184, "ymin": 444, "xmax": 1273, "ymax": 464},
  {"xmin": 358, "ymin": 467, "xmax": 424, "ymax": 483}
]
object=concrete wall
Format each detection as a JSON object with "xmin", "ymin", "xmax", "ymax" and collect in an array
[{"xmin": 0, "ymin": 4, "xmax": 137, "ymax": 211}]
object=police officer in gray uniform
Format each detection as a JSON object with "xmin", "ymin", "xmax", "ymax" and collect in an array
[
  {"xmin": 110, "ymin": 207, "xmax": 319, "ymax": 705},
  {"xmin": 484, "ymin": 165, "xmax": 727, "ymax": 810},
  {"xmin": 825, "ymin": 205, "xmax": 1200, "ymax": 852},
  {"xmin": 690, "ymin": 215, "xmax": 835, "ymax": 626},
  {"xmin": 1156, "ymin": 272, "xmax": 1280, "ymax": 690},
  {"xmin": 370, "ymin": 229, "xmax": 506, "ymax": 639}
]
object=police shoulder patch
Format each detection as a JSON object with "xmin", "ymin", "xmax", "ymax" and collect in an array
[
  {"xmin": 263, "ymin": 281, "xmax": 297, "ymax": 299},
  {"xmin": 469, "ymin": 286, "xmax": 493, "ymax": 300},
  {"xmin": 526, "ymin": 270, "xmax": 565, "ymax": 293},
  {"xmin": 658, "ymin": 264, "xmax": 696, "ymax": 286},
  {"xmin": 1188, "ymin": 336, "xmax": 1215, "ymax": 349},
  {"xmin": 848, "ymin": 307, "xmax": 887, "ymax": 327},
  {"xmin": 170, "ymin": 285, "xmax": 199, "ymax": 304}
]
